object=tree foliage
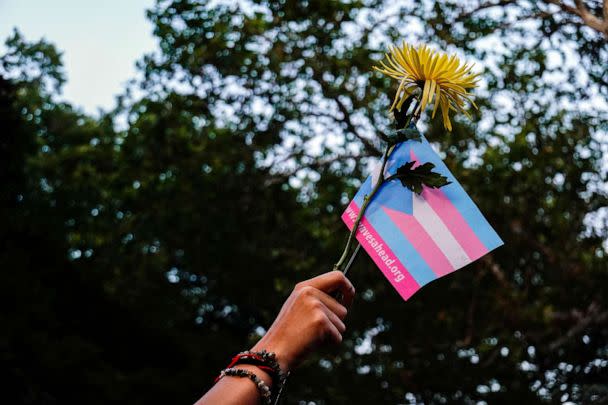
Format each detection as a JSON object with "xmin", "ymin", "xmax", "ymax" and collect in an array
[{"xmin": 2, "ymin": 1, "xmax": 607, "ymax": 403}]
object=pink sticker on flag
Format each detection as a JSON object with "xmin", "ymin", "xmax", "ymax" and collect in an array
[{"xmin": 342, "ymin": 201, "xmax": 420, "ymax": 301}]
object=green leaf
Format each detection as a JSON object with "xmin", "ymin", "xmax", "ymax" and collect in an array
[
  {"xmin": 380, "ymin": 126, "xmax": 422, "ymax": 144},
  {"xmin": 389, "ymin": 161, "xmax": 451, "ymax": 194},
  {"xmin": 393, "ymin": 95, "xmax": 415, "ymax": 129}
]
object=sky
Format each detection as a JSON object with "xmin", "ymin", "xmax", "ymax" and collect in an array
[{"xmin": 0, "ymin": 0, "xmax": 157, "ymax": 114}]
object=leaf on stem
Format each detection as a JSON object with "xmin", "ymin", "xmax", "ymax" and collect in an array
[
  {"xmin": 393, "ymin": 95, "xmax": 415, "ymax": 129},
  {"xmin": 389, "ymin": 161, "xmax": 451, "ymax": 194},
  {"xmin": 380, "ymin": 126, "xmax": 422, "ymax": 144}
]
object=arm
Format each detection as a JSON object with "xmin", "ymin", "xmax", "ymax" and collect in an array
[{"xmin": 195, "ymin": 271, "xmax": 356, "ymax": 405}]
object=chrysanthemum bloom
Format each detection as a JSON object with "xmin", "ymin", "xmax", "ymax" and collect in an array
[{"xmin": 374, "ymin": 42, "xmax": 480, "ymax": 131}]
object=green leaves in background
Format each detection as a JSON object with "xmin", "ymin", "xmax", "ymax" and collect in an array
[{"xmin": 2, "ymin": 0, "xmax": 607, "ymax": 403}]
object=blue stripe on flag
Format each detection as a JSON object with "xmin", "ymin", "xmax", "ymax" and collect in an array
[
  {"xmin": 353, "ymin": 176, "xmax": 371, "ymax": 207},
  {"xmin": 366, "ymin": 206, "xmax": 437, "ymax": 286},
  {"xmin": 354, "ymin": 142, "xmax": 414, "ymax": 215}
]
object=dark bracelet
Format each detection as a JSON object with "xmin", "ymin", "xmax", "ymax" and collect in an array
[
  {"xmin": 232, "ymin": 350, "xmax": 290, "ymax": 404},
  {"xmin": 218, "ymin": 367, "xmax": 272, "ymax": 405},
  {"xmin": 230, "ymin": 350, "xmax": 284, "ymax": 382},
  {"xmin": 217, "ymin": 350, "xmax": 289, "ymax": 404}
]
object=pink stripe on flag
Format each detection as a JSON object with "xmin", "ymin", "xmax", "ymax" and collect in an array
[
  {"xmin": 342, "ymin": 202, "xmax": 420, "ymax": 301},
  {"xmin": 382, "ymin": 206, "xmax": 455, "ymax": 277},
  {"xmin": 411, "ymin": 150, "xmax": 489, "ymax": 261}
]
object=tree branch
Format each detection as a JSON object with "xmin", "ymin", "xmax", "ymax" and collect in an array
[
  {"xmin": 310, "ymin": 69, "xmax": 381, "ymax": 156},
  {"xmin": 333, "ymin": 95, "xmax": 381, "ymax": 156},
  {"xmin": 482, "ymin": 255, "xmax": 510, "ymax": 289},
  {"xmin": 264, "ymin": 153, "xmax": 370, "ymax": 186},
  {"xmin": 544, "ymin": 0, "xmax": 608, "ymax": 38},
  {"xmin": 574, "ymin": 0, "xmax": 607, "ymax": 31},
  {"xmin": 548, "ymin": 301, "xmax": 608, "ymax": 351},
  {"xmin": 455, "ymin": 0, "xmax": 518, "ymax": 22}
]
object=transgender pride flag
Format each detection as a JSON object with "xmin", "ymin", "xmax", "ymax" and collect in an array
[{"xmin": 342, "ymin": 135, "xmax": 503, "ymax": 301}]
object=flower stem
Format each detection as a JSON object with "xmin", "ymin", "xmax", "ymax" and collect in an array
[
  {"xmin": 333, "ymin": 95, "xmax": 421, "ymax": 274},
  {"xmin": 333, "ymin": 144, "xmax": 394, "ymax": 273}
]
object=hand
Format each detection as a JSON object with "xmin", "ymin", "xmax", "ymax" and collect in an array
[
  {"xmin": 195, "ymin": 271, "xmax": 355, "ymax": 405},
  {"xmin": 251, "ymin": 271, "xmax": 355, "ymax": 373}
]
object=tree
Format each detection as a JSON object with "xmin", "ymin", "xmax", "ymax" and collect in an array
[{"xmin": 2, "ymin": 0, "xmax": 607, "ymax": 403}]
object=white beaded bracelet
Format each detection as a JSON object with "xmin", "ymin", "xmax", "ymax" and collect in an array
[{"xmin": 218, "ymin": 367, "xmax": 272, "ymax": 405}]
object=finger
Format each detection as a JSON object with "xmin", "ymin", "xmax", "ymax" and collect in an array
[
  {"xmin": 324, "ymin": 317, "xmax": 343, "ymax": 344},
  {"xmin": 326, "ymin": 308, "xmax": 346, "ymax": 334},
  {"xmin": 339, "ymin": 279, "xmax": 356, "ymax": 309},
  {"xmin": 317, "ymin": 300, "xmax": 346, "ymax": 333},
  {"xmin": 304, "ymin": 271, "xmax": 355, "ymax": 304},
  {"xmin": 310, "ymin": 288, "xmax": 348, "ymax": 320}
]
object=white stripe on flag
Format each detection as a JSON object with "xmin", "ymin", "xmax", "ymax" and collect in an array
[{"xmin": 412, "ymin": 193, "xmax": 472, "ymax": 269}]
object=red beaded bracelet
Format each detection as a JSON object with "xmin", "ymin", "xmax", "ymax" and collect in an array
[
  {"xmin": 229, "ymin": 350, "xmax": 283, "ymax": 381},
  {"xmin": 214, "ymin": 350, "xmax": 289, "ymax": 405}
]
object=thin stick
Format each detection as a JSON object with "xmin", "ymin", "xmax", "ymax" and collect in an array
[
  {"xmin": 333, "ymin": 144, "xmax": 393, "ymax": 272},
  {"xmin": 342, "ymin": 243, "xmax": 361, "ymax": 277}
]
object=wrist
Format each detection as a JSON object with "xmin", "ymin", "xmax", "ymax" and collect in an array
[{"xmin": 251, "ymin": 338, "xmax": 292, "ymax": 374}]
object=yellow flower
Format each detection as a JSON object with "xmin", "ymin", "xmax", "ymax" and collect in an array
[{"xmin": 374, "ymin": 42, "xmax": 480, "ymax": 131}]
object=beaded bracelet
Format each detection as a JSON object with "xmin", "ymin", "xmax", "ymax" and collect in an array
[
  {"xmin": 231, "ymin": 350, "xmax": 290, "ymax": 404},
  {"xmin": 218, "ymin": 367, "xmax": 272, "ymax": 405},
  {"xmin": 215, "ymin": 350, "xmax": 290, "ymax": 404},
  {"xmin": 229, "ymin": 350, "xmax": 283, "ymax": 382},
  {"xmin": 213, "ymin": 363, "xmax": 275, "ymax": 383}
]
